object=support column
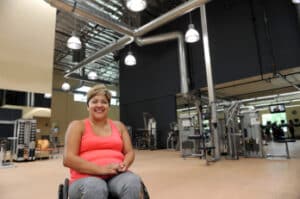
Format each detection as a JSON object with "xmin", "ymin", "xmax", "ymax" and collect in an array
[{"xmin": 200, "ymin": 5, "xmax": 220, "ymax": 160}]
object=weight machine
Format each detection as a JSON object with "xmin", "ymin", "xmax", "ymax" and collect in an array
[
  {"xmin": 14, "ymin": 119, "xmax": 37, "ymax": 161},
  {"xmin": 177, "ymin": 93, "xmax": 216, "ymax": 165},
  {"xmin": 240, "ymin": 111, "xmax": 264, "ymax": 158},
  {"xmin": 166, "ymin": 122, "xmax": 179, "ymax": 150},
  {"xmin": 224, "ymin": 101, "xmax": 242, "ymax": 160},
  {"xmin": 0, "ymin": 120, "xmax": 17, "ymax": 168},
  {"xmin": 135, "ymin": 113, "xmax": 157, "ymax": 150}
]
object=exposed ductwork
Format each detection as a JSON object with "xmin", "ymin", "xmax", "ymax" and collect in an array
[
  {"xmin": 135, "ymin": 32, "xmax": 189, "ymax": 94},
  {"xmin": 47, "ymin": 0, "xmax": 210, "ymax": 37},
  {"xmin": 133, "ymin": 0, "xmax": 210, "ymax": 37},
  {"xmin": 64, "ymin": 36, "xmax": 134, "ymax": 78},
  {"xmin": 46, "ymin": 0, "xmax": 134, "ymax": 36},
  {"xmin": 46, "ymin": 0, "xmax": 210, "ymax": 91}
]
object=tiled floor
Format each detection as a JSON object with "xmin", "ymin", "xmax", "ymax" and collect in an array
[{"xmin": 0, "ymin": 141, "xmax": 299, "ymax": 199}]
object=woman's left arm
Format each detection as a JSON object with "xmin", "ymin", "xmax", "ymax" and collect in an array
[{"xmin": 117, "ymin": 121, "xmax": 135, "ymax": 171}]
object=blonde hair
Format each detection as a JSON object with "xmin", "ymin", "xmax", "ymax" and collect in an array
[{"xmin": 86, "ymin": 84, "xmax": 111, "ymax": 106}]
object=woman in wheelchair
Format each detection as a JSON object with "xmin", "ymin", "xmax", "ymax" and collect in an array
[{"xmin": 63, "ymin": 84, "xmax": 143, "ymax": 199}]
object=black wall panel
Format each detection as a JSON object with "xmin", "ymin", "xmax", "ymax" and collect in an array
[
  {"xmin": 120, "ymin": 41, "xmax": 180, "ymax": 104},
  {"xmin": 0, "ymin": 90, "xmax": 3, "ymax": 106},
  {"xmin": 5, "ymin": 91, "xmax": 27, "ymax": 106},
  {"xmin": 205, "ymin": 0, "xmax": 261, "ymax": 84},
  {"xmin": 34, "ymin": 93, "xmax": 51, "ymax": 108},
  {"xmin": 204, "ymin": 0, "xmax": 300, "ymax": 84},
  {"xmin": 0, "ymin": 108, "xmax": 22, "ymax": 121},
  {"xmin": 121, "ymin": 95, "xmax": 176, "ymax": 148},
  {"xmin": 119, "ymin": 14, "xmax": 192, "ymax": 147},
  {"xmin": 0, "ymin": 123, "xmax": 15, "ymax": 138},
  {"xmin": 120, "ymin": 0, "xmax": 300, "ymax": 148},
  {"xmin": 261, "ymin": 0, "xmax": 300, "ymax": 70}
]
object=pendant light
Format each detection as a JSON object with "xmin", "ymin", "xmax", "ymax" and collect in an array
[
  {"xmin": 124, "ymin": 51, "xmax": 136, "ymax": 66},
  {"xmin": 124, "ymin": 44, "xmax": 136, "ymax": 66},
  {"xmin": 87, "ymin": 71, "xmax": 98, "ymax": 80},
  {"xmin": 126, "ymin": 0, "xmax": 147, "ymax": 12},
  {"xmin": 67, "ymin": 14, "xmax": 82, "ymax": 50},
  {"xmin": 61, "ymin": 82, "xmax": 71, "ymax": 91},
  {"xmin": 67, "ymin": 31, "xmax": 82, "ymax": 50},
  {"xmin": 185, "ymin": 12, "xmax": 200, "ymax": 43}
]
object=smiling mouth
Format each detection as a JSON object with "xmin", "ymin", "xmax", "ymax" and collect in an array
[{"xmin": 94, "ymin": 108, "xmax": 105, "ymax": 113}]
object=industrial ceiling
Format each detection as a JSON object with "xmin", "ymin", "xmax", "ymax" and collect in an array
[
  {"xmin": 52, "ymin": 0, "xmax": 185, "ymax": 85},
  {"xmin": 49, "ymin": 0, "xmax": 300, "ymax": 103}
]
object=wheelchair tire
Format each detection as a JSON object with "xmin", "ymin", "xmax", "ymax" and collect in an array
[
  {"xmin": 58, "ymin": 184, "xmax": 64, "ymax": 199},
  {"xmin": 63, "ymin": 178, "xmax": 69, "ymax": 199},
  {"xmin": 141, "ymin": 181, "xmax": 150, "ymax": 199}
]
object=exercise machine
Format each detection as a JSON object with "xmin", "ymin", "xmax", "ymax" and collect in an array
[
  {"xmin": 14, "ymin": 119, "xmax": 37, "ymax": 161},
  {"xmin": 240, "ymin": 111, "xmax": 264, "ymax": 158},
  {"xmin": 166, "ymin": 122, "xmax": 179, "ymax": 150}
]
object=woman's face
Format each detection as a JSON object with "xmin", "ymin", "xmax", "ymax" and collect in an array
[{"xmin": 88, "ymin": 94, "xmax": 109, "ymax": 120}]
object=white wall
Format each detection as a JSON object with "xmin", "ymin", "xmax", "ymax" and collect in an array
[{"xmin": 0, "ymin": 0, "xmax": 56, "ymax": 93}]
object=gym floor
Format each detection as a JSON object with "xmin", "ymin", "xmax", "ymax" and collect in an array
[{"xmin": 1, "ymin": 142, "xmax": 300, "ymax": 199}]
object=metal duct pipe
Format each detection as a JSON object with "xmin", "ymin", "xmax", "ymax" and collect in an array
[
  {"xmin": 47, "ymin": 0, "xmax": 210, "ymax": 37},
  {"xmin": 46, "ymin": 0, "xmax": 134, "ymax": 36},
  {"xmin": 133, "ymin": 0, "xmax": 210, "ymax": 37},
  {"xmin": 47, "ymin": 0, "xmax": 209, "ymax": 85},
  {"xmin": 136, "ymin": 32, "xmax": 189, "ymax": 94},
  {"xmin": 64, "ymin": 36, "xmax": 133, "ymax": 78}
]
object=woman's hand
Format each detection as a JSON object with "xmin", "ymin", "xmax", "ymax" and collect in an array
[
  {"xmin": 117, "ymin": 162, "xmax": 128, "ymax": 172},
  {"xmin": 100, "ymin": 163, "xmax": 119, "ymax": 175}
]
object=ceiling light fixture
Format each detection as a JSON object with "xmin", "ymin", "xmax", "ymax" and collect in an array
[
  {"xmin": 185, "ymin": 12, "xmax": 200, "ymax": 43},
  {"xmin": 126, "ymin": 0, "xmax": 147, "ymax": 12},
  {"xmin": 67, "ymin": 31, "xmax": 82, "ymax": 50},
  {"xmin": 67, "ymin": 14, "xmax": 82, "ymax": 50},
  {"xmin": 124, "ymin": 51, "xmax": 136, "ymax": 66},
  {"xmin": 87, "ymin": 71, "xmax": 98, "ymax": 80},
  {"xmin": 292, "ymin": 0, "xmax": 300, "ymax": 3},
  {"xmin": 61, "ymin": 82, "xmax": 71, "ymax": 91}
]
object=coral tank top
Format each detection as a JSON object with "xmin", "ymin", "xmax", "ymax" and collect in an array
[{"xmin": 70, "ymin": 119, "xmax": 124, "ymax": 183}]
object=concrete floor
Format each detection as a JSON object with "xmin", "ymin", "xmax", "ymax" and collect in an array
[{"xmin": 1, "ymin": 142, "xmax": 300, "ymax": 199}]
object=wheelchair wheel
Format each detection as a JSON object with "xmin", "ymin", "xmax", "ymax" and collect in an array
[
  {"xmin": 63, "ymin": 178, "xmax": 69, "ymax": 199},
  {"xmin": 58, "ymin": 184, "xmax": 64, "ymax": 199},
  {"xmin": 141, "ymin": 180, "xmax": 150, "ymax": 199}
]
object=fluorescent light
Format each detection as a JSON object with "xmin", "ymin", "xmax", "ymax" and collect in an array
[
  {"xmin": 279, "ymin": 91, "xmax": 300, "ymax": 96},
  {"xmin": 73, "ymin": 93, "xmax": 87, "ymax": 102},
  {"xmin": 292, "ymin": 0, "xmax": 300, "ymax": 4},
  {"xmin": 75, "ymin": 86, "xmax": 91, "ymax": 93}
]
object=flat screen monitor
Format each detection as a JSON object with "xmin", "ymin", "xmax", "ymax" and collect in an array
[{"xmin": 269, "ymin": 104, "xmax": 285, "ymax": 113}]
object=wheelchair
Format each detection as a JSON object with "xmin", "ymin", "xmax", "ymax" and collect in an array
[{"xmin": 58, "ymin": 178, "xmax": 150, "ymax": 199}]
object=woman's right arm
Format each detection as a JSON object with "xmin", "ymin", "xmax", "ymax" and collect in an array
[{"xmin": 63, "ymin": 120, "xmax": 118, "ymax": 175}]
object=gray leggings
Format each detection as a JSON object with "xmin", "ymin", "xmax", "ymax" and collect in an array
[{"xmin": 69, "ymin": 172, "xmax": 141, "ymax": 199}]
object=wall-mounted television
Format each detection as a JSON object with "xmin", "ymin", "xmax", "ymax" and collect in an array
[{"xmin": 269, "ymin": 104, "xmax": 285, "ymax": 113}]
